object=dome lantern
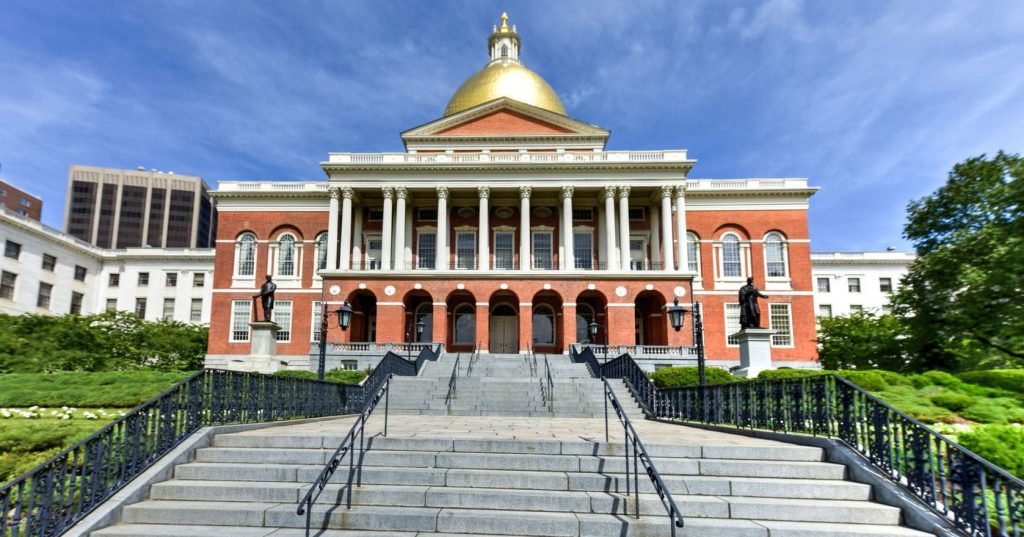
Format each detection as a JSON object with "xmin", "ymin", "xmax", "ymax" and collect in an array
[{"xmin": 488, "ymin": 12, "xmax": 520, "ymax": 62}]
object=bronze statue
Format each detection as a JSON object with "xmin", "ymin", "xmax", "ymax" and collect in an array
[
  {"xmin": 738, "ymin": 277, "xmax": 769, "ymax": 329},
  {"xmin": 253, "ymin": 275, "xmax": 277, "ymax": 322}
]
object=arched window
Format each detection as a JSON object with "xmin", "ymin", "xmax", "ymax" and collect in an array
[
  {"xmin": 686, "ymin": 232, "xmax": 701, "ymax": 275},
  {"xmin": 453, "ymin": 304, "xmax": 475, "ymax": 344},
  {"xmin": 575, "ymin": 304, "xmax": 595, "ymax": 344},
  {"xmin": 277, "ymin": 234, "xmax": 296, "ymax": 277},
  {"xmin": 532, "ymin": 305, "xmax": 555, "ymax": 345},
  {"xmin": 501, "ymin": 44, "xmax": 509, "ymax": 58},
  {"xmin": 722, "ymin": 233, "xmax": 742, "ymax": 278},
  {"xmin": 315, "ymin": 233, "xmax": 328, "ymax": 273},
  {"xmin": 235, "ymin": 232, "xmax": 257, "ymax": 277},
  {"xmin": 764, "ymin": 232, "xmax": 788, "ymax": 278},
  {"xmin": 414, "ymin": 303, "xmax": 433, "ymax": 342}
]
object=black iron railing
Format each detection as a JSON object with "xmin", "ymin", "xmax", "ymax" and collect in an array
[
  {"xmin": 445, "ymin": 351, "xmax": 463, "ymax": 407},
  {"xmin": 601, "ymin": 377, "xmax": 684, "ymax": 536},
  {"xmin": 541, "ymin": 352, "xmax": 553, "ymax": 408},
  {"xmin": 0, "ymin": 369, "xmax": 357, "ymax": 537}
]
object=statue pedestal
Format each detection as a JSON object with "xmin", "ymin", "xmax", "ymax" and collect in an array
[
  {"xmin": 228, "ymin": 321, "xmax": 285, "ymax": 374},
  {"xmin": 734, "ymin": 328, "xmax": 774, "ymax": 379}
]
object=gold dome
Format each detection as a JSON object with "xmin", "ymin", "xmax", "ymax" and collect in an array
[{"xmin": 443, "ymin": 14, "xmax": 566, "ymax": 117}]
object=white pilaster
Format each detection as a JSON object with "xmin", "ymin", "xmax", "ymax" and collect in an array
[
  {"xmin": 675, "ymin": 185, "xmax": 688, "ymax": 273},
  {"xmin": 478, "ymin": 186, "xmax": 490, "ymax": 271},
  {"xmin": 405, "ymin": 201, "xmax": 413, "ymax": 268},
  {"xmin": 394, "ymin": 187, "xmax": 407, "ymax": 270},
  {"xmin": 436, "ymin": 186, "xmax": 449, "ymax": 271},
  {"xmin": 520, "ymin": 186, "xmax": 531, "ymax": 271},
  {"xmin": 381, "ymin": 187, "xmax": 394, "ymax": 271},
  {"xmin": 561, "ymin": 186, "xmax": 574, "ymax": 270},
  {"xmin": 651, "ymin": 203, "xmax": 661, "ymax": 271},
  {"xmin": 602, "ymin": 186, "xmax": 617, "ymax": 271},
  {"xmin": 618, "ymin": 186, "xmax": 631, "ymax": 270},
  {"xmin": 597, "ymin": 203, "xmax": 607, "ymax": 269},
  {"xmin": 660, "ymin": 185, "xmax": 675, "ymax": 272},
  {"xmin": 339, "ymin": 187, "xmax": 354, "ymax": 271},
  {"xmin": 327, "ymin": 187, "xmax": 340, "ymax": 270}
]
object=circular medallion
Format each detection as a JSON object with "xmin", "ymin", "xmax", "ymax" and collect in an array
[
  {"xmin": 615, "ymin": 286, "xmax": 627, "ymax": 297},
  {"xmin": 674, "ymin": 286, "xmax": 686, "ymax": 297},
  {"xmin": 500, "ymin": 283, "xmax": 509, "ymax": 290},
  {"xmin": 457, "ymin": 207, "xmax": 476, "ymax": 219},
  {"xmin": 495, "ymin": 207, "xmax": 514, "ymax": 219},
  {"xmin": 329, "ymin": 285, "xmax": 341, "ymax": 296},
  {"xmin": 414, "ymin": 283, "xmax": 422, "ymax": 290},
  {"xmin": 384, "ymin": 285, "xmax": 396, "ymax": 296},
  {"xmin": 533, "ymin": 207, "xmax": 552, "ymax": 218},
  {"xmin": 358, "ymin": 283, "xmax": 367, "ymax": 290},
  {"xmin": 543, "ymin": 283, "xmax": 552, "ymax": 290},
  {"xmin": 457, "ymin": 283, "xmax": 466, "ymax": 290},
  {"xmin": 645, "ymin": 284, "xmax": 654, "ymax": 291},
  {"xmin": 587, "ymin": 283, "xmax": 596, "ymax": 291}
]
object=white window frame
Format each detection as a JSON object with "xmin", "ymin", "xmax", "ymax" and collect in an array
[
  {"xmin": 686, "ymin": 232, "xmax": 701, "ymax": 276},
  {"xmin": 163, "ymin": 298, "xmax": 175, "ymax": 320},
  {"xmin": 769, "ymin": 303, "xmax": 793, "ymax": 347},
  {"xmin": 848, "ymin": 277, "xmax": 862, "ymax": 293},
  {"xmin": 455, "ymin": 230, "xmax": 476, "ymax": 270},
  {"xmin": 628, "ymin": 235, "xmax": 649, "ymax": 271},
  {"xmin": 230, "ymin": 300, "xmax": 251, "ymax": 342},
  {"xmin": 725, "ymin": 303, "xmax": 741, "ymax": 347},
  {"xmin": 106, "ymin": 298, "xmax": 117, "ymax": 312},
  {"xmin": 627, "ymin": 207, "xmax": 645, "ymax": 222},
  {"xmin": 763, "ymin": 231, "xmax": 789, "ymax": 279},
  {"xmin": 234, "ymin": 232, "xmax": 257, "ymax": 278},
  {"xmin": 311, "ymin": 301, "xmax": 323, "ymax": 343},
  {"xmin": 274, "ymin": 233, "xmax": 299, "ymax": 279},
  {"xmin": 274, "ymin": 300, "xmax": 293, "ymax": 342},
  {"xmin": 572, "ymin": 207, "xmax": 594, "ymax": 221},
  {"xmin": 417, "ymin": 208, "xmax": 438, "ymax": 222},
  {"xmin": 0, "ymin": 271, "xmax": 16, "ymax": 300},
  {"xmin": 416, "ymin": 228, "xmax": 437, "ymax": 269},
  {"xmin": 531, "ymin": 229, "xmax": 553, "ymax": 270},
  {"xmin": 314, "ymin": 233, "xmax": 328, "ymax": 277},
  {"xmin": 493, "ymin": 229, "xmax": 515, "ymax": 270},
  {"xmin": 817, "ymin": 277, "xmax": 831, "ymax": 293},
  {"xmin": 715, "ymin": 232, "xmax": 748, "ymax": 281},
  {"xmin": 573, "ymin": 227, "xmax": 594, "ymax": 270},
  {"xmin": 818, "ymin": 304, "xmax": 832, "ymax": 318},
  {"xmin": 363, "ymin": 233, "xmax": 382, "ymax": 270},
  {"xmin": 190, "ymin": 298, "xmax": 203, "ymax": 322}
]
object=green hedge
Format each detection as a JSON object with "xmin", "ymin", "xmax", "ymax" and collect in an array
[
  {"xmin": 651, "ymin": 367, "xmax": 737, "ymax": 388},
  {"xmin": 957, "ymin": 425, "xmax": 1024, "ymax": 479},
  {"xmin": 957, "ymin": 370, "xmax": 1024, "ymax": 394},
  {"xmin": 0, "ymin": 371, "xmax": 195, "ymax": 407},
  {"xmin": 272, "ymin": 369, "xmax": 367, "ymax": 385}
]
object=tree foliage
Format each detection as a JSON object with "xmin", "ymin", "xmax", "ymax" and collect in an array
[
  {"xmin": 817, "ymin": 312, "xmax": 910, "ymax": 371},
  {"xmin": 0, "ymin": 311, "xmax": 208, "ymax": 373},
  {"xmin": 893, "ymin": 152, "xmax": 1024, "ymax": 371}
]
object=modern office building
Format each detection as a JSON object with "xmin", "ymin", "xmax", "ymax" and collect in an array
[
  {"xmin": 811, "ymin": 251, "xmax": 915, "ymax": 318},
  {"xmin": 63, "ymin": 165, "xmax": 216, "ymax": 249},
  {"xmin": 0, "ymin": 179, "xmax": 43, "ymax": 221},
  {"xmin": 205, "ymin": 15, "xmax": 820, "ymax": 371}
]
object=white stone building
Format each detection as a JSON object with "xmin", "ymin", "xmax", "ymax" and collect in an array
[
  {"xmin": 810, "ymin": 251, "xmax": 916, "ymax": 318},
  {"xmin": 0, "ymin": 206, "xmax": 214, "ymax": 324}
]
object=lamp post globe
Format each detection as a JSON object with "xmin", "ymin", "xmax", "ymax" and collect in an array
[
  {"xmin": 588, "ymin": 320, "xmax": 598, "ymax": 340},
  {"xmin": 337, "ymin": 300, "xmax": 353, "ymax": 331},
  {"xmin": 668, "ymin": 298, "xmax": 686, "ymax": 332}
]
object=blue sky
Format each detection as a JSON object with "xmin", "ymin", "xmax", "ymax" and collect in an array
[{"xmin": 1, "ymin": 1, "xmax": 1022, "ymax": 251}]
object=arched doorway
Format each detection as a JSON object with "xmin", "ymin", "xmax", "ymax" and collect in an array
[
  {"xmin": 346, "ymin": 289, "xmax": 377, "ymax": 343},
  {"xmin": 404, "ymin": 290, "xmax": 433, "ymax": 343},
  {"xmin": 446, "ymin": 290, "xmax": 476, "ymax": 351},
  {"xmin": 532, "ymin": 290, "xmax": 563, "ymax": 353},
  {"xmin": 575, "ymin": 290, "xmax": 607, "ymax": 344},
  {"xmin": 634, "ymin": 290, "xmax": 667, "ymax": 346},
  {"xmin": 489, "ymin": 290, "xmax": 520, "ymax": 353}
]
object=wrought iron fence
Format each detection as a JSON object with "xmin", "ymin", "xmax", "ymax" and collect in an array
[{"xmin": 0, "ymin": 369, "xmax": 356, "ymax": 537}]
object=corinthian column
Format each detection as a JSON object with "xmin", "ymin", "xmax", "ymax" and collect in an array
[
  {"xmin": 519, "ymin": 186, "xmax": 531, "ymax": 271},
  {"xmin": 561, "ymin": 186, "xmax": 574, "ymax": 270},
  {"xmin": 675, "ymin": 184, "xmax": 688, "ymax": 273},
  {"xmin": 478, "ymin": 186, "xmax": 490, "ymax": 271},
  {"xmin": 602, "ymin": 186, "xmax": 617, "ymax": 270},
  {"xmin": 327, "ymin": 187, "xmax": 340, "ymax": 270},
  {"xmin": 659, "ymin": 185, "xmax": 675, "ymax": 272},
  {"xmin": 618, "ymin": 186, "xmax": 631, "ymax": 270},
  {"xmin": 381, "ymin": 187, "xmax": 394, "ymax": 271},
  {"xmin": 436, "ymin": 186, "xmax": 449, "ymax": 271},
  {"xmin": 339, "ymin": 187, "xmax": 354, "ymax": 271},
  {"xmin": 394, "ymin": 187, "xmax": 407, "ymax": 270}
]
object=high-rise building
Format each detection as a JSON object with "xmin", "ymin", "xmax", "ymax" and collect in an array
[
  {"xmin": 63, "ymin": 165, "xmax": 216, "ymax": 249},
  {"xmin": 0, "ymin": 179, "xmax": 43, "ymax": 221}
]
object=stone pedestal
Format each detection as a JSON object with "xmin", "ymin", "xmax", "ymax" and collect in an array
[
  {"xmin": 734, "ymin": 328, "xmax": 773, "ymax": 378},
  {"xmin": 228, "ymin": 321, "xmax": 286, "ymax": 374}
]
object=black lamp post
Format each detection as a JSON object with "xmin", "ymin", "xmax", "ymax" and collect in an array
[
  {"xmin": 588, "ymin": 319, "xmax": 608, "ymax": 364},
  {"xmin": 668, "ymin": 297, "xmax": 706, "ymax": 386},
  {"xmin": 409, "ymin": 318, "xmax": 426, "ymax": 360},
  {"xmin": 317, "ymin": 300, "xmax": 354, "ymax": 380}
]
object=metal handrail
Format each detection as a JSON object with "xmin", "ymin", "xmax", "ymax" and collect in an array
[
  {"xmin": 445, "ymin": 350, "xmax": 464, "ymax": 407},
  {"xmin": 541, "ymin": 353, "xmax": 554, "ymax": 407},
  {"xmin": 297, "ymin": 375, "xmax": 392, "ymax": 536},
  {"xmin": 0, "ymin": 369, "xmax": 354, "ymax": 537},
  {"xmin": 601, "ymin": 377, "xmax": 685, "ymax": 535}
]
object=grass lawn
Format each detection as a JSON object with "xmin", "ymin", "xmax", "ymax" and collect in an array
[
  {"xmin": 0, "ymin": 408, "xmax": 131, "ymax": 481},
  {"xmin": 0, "ymin": 371, "xmax": 196, "ymax": 407}
]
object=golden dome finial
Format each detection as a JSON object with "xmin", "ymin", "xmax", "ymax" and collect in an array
[{"xmin": 499, "ymin": 12, "xmax": 509, "ymax": 31}]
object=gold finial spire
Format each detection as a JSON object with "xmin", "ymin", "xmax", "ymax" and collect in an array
[{"xmin": 499, "ymin": 12, "xmax": 510, "ymax": 32}]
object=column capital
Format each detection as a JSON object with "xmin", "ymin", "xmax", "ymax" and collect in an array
[
  {"xmin": 341, "ymin": 186, "xmax": 355, "ymax": 200},
  {"xmin": 560, "ymin": 185, "xmax": 575, "ymax": 200},
  {"xmin": 382, "ymin": 186, "xmax": 395, "ymax": 199},
  {"xmin": 478, "ymin": 186, "xmax": 490, "ymax": 199},
  {"xmin": 675, "ymin": 184, "xmax": 688, "ymax": 198},
  {"xmin": 436, "ymin": 186, "xmax": 449, "ymax": 200},
  {"xmin": 519, "ymin": 185, "xmax": 532, "ymax": 199},
  {"xmin": 659, "ymin": 185, "xmax": 674, "ymax": 199},
  {"xmin": 617, "ymin": 185, "xmax": 631, "ymax": 199},
  {"xmin": 328, "ymin": 186, "xmax": 343, "ymax": 200},
  {"xmin": 395, "ymin": 187, "xmax": 408, "ymax": 200},
  {"xmin": 601, "ymin": 186, "xmax": 616, "ymax": 201}
]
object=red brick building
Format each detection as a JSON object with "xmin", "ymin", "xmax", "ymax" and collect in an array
[
  {"xmin": 0, "ymin": 179, "xmax": 43, "ymax": 221},
  {"xmin": 205, "ymin": 16, "xmax": 819, "ymax": 371}
]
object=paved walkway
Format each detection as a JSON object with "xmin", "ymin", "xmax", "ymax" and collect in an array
[{"xmin": 238, "ymin": 414, "xmax": 790, "ymax": 447}]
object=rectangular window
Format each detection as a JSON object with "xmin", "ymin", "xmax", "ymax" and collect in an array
[
  {"xmin": 365, "ymin": 238, "xmax": 382, "ymax": 270},
  {"xmin": 850, "ymin": 304, "xmax": 863, "ymax": 313},
  {"xmin": 70, "ymin": 292, "xmax": 83, "ymax": 315},
  {"xmin": 417, "ymin": 208, "xmax": 437, "ymax": 221},
  {"xmin": 37, "ymin": 283, "xmax": 52, "ymax": 309},
  {"xmin": 879, "ymin": 277, "xmax": 893, "ymax": 293},
  {"xmin": 274, "ymin": 300, "xmax": 292, "ymax": 342},
  {"xmin": 163, "ymin": 298, "xmax": 175, "ymax": 320},
  {"xmin": 531, "ymin": 231, "xmax": 552, "ymax": 269},
  {"xmin": 74, "ymin": 265, "xmax": 87, "ymax": 281},
  {"xmin": 166, "ymin": 273, "xmax": 177, "ymax": 287},
  {"xmin": 572, "ymin": 208, "xmax": 593, "ymax": 221},
  {"xmin": 311, "ymin": 301, "xmax": 322, "ymax": 342},
  {"xmin": 725, "ymin": 303, "xmax": 742, "ymax": 346},
  {"xmin": 109, "ymin": 273, "xmax": 120, "ymax": 287},
  {"xmin": 42, "ymin": 254, "xmax": 57, "ymax": 272},
  {"xmin": 628, "ymin": 207, "xmax": 645, "ymax": 221},
  {"xmin": 629, "ymin": 239, "xmax": 646, "ymax": 270},
  {"xmin": 367, "ymin": 208, "xmax": 384, "ymax": 222},
  {"xmin": 417, "ymin": 232, "xmax": 436, "ymax": 269},
  {"xmin": 4, "ymin": 240, "xmax": 20, "ymax": 260},
  {"xmin": 19, "ymin": 197, "xmax": 30, "ymax": 207},
  {"xmin": 0, "ymin": 271, "xmax": 15, "ymax": 300},
  {"xmin": 573, "ymin": 231, "xmax": 593, "ymax": 269},
  {"xmin": 455, "ymin": 232, "xmax": 476, "ymax": 270},
  {"xmin": 190, "ymin": 298, "xmax": 203, "ymax": 322},
  {"xmin": 138, "ymin": 272, "xmax": 149, "ymax": 286},
  {"xmin": 818, "ymin": 304, "xmax": 832, "ymax": 318},
  {"xmin": 769, "ymin": 304, "xmax": 793, "ymax": 347},
  {"xmin": 135, "ymin": 298, "xmax": 147, "ymax": 318},
  {"xmin": 193, "ymin": 273, "xmax": 205, "ymax": 287},
  {"xmin": 106, "ymin": 298, "xmax": 117, "ymax": 312},
  {"xmin": 230, "ymin": 300, "xmax": 251, "ymax": 342},
  {"xmin": 817, "ymin": 277, "xmax": 830, "ymax": 292},
  {"xmin": 494, "ymin": 231, "xmax": 514, "ymax": 270},
  {"xmin": 342, "ymin": 360, "xmax": 358, "ymax": 371},
  {"xmin": 848, "ymin": 277, "xmax": 861, "ymax": 293}
]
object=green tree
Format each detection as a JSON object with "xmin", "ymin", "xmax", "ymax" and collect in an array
[
  {"xmin": 893, "ymin": 152, "xmax": 1024, "ymax": 371},
  {"xmin": 817, "ymin": 312, "xmax": 909, "ymax": 371}
]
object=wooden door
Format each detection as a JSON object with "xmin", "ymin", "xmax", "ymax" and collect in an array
[{"xmin": 489, "ymin": 315, "xmax": 519, "ymax": 353}]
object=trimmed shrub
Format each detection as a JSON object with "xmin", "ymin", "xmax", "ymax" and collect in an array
[
  {"xmin": 757, "ymin": 369, "xmax": 822, "ymax": 380},
  {"xmin": 835, "ymin": 370, "xmax": 889, "ymax": 392},
  {"xmin": 0, "ymin": 371, "xmax": 194, "ymax": 407},
  {"xmin": 957, "ymin": 370, "xmax": 1024, "ymax": 394},
  {"xmin": 961, "ymin": 399, "xmax": 1020, "ymax": 424},
  {"xmin": 272, "ymin": 370, "xmax": 318, "ymax": 381},
  {"xmin": 652, "ymin": 367, "xmax": 737, "ymax": 388},
  {"xmin": 325, "ymin": 369, "xmax": 367, "ymax": 385},
  {"xmin": 910, "ymin": 370, "xmax": 963, "ymax": 389},
  {"xmin": 957, "ymin": 425, "xmax": 1024, "ymax": 479},
  {"xmin": 875, "ymin": 370, "xmax": 912, "ymax": 386},
  {"xmin": 929, "ymin": 392, "xmax": 976, "ymax": 412}
]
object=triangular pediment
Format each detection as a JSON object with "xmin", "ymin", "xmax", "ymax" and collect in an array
[{"xmin": 402, "ymin": 98, "xmax": 609, "ymax": 140}]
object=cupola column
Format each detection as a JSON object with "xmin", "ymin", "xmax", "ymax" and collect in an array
[
  {"xmin": 519, "ymin": 186, "xmax": 531, "ymax": 271},
  {"xmin": 618, "ymin": 186, "xmax": 632, "ymax": 270},
  {"xmin": 327, "ymin": 187, "xmax": 341, "ymax": 270},
  {"xmin": 602, "ymin": 186, "xmax": 617, "ymax": 271},
  {"xmin": 339, "ymin": 187, "xmax": 354, "ymax": 271},
  {"xmin": 436, "ymin": 187, "xmax": 449, "ymax": 271},
  {"xmin": 561, "ymin": 186, "xmax": 574, "ymax": 270},
  {"xmin": 660, "ymin": 185, "xmax": 675, "ymax": 272},
  {"xmin": 478, "ymin": 186, "xmax": 490, "ymax": 271},
  {"xmin": 394, "ymin": 187, "xmax": 407, "ymax": 270},
  {"xmin": 380, "ymin": 187, "xmax": 394, "ymax": 271},
  {"xmin": 675, "ymin": 185, "xmax": 688, "ymax": 273}
]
